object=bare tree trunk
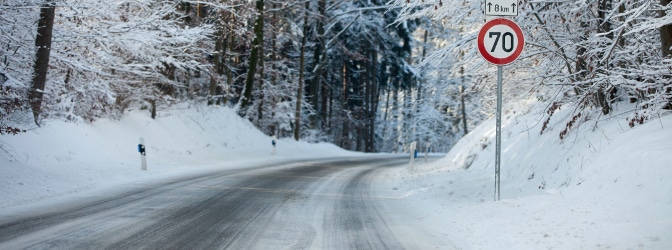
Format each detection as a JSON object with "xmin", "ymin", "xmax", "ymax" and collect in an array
[
  {"xmin": 392, "ymin": 88, "xmax": 400, "ymax": 152},
  {"xmin": 257, "ymin": 26, "xmax": 266, "ymax": 124},
  {"xmin": 150, "ymin": 99, "xmax": 157, "ymax": 119},
  {"xmin": 381, "ymin": 85, "xmax": 391, "ymax": 147},
  {"xmin": 240, "ymin": 0, "xmax": 264, "ymax": 114},
  {"xmin": 366, "ymin": 49, "xmax": 378, "ymax": 152},
  {"xmin": 460, "ymin": 84, "xmax": 468, "ymax": 135},
  {"xmin": 597, "ymin": 0, "xmax": 613, "ymax": 115},
  {"xmin": 209, "ymin": 30, "xmax": 224, "ymax": 105},
  {"xmin": 320, "ymin": 76, "xmax": 329, "ymax": 130},
  {"xmin": 340, "ymin": 61, "xmax": 350, "ymax": 149},
  {"xmin": 327, "ymin": 77, "xmax": 333, "ymax": 130},
  {"xmin": 294, "ymin": 2, "xmax": 309, "ymax": 141},
  {"xmin": 29, "ymin": 0, "xmax": 56, "ymax": 125},
  {"xmin": 269, "ymin": 2, "xmax": 278, "ymax": 134},
  {"xmin": 224, "ymin": 35, "xmax": 234, "ymax": 105},
  {"xmin": 309, "ymin": 0, "xmax": 327, "ymax": 128},
  {"xmin": 662, "ymin": 0, "xmax": 672, "ymax": 108},
  {"xmin": 662, "ymin": 0, "xmax": 672, "ymax": 58}
]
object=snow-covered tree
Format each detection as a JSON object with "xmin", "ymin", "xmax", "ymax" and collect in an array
[{"xmin": 392, "ymin": 0, "xmax": 672, "ymax": 141}]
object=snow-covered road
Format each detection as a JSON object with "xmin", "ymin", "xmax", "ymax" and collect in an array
[{"xmin": 0, "ymin": 156, "xmax": 444, "ymax": 249}]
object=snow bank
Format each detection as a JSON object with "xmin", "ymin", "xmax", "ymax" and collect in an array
[
  {"xmin": 0, "ymin": 105, "xmax": 360, "ymax": 209},
  {"xmin": 2, "ymin": 100, "xmax": 670, "ymax": 249},
  {"xmin": 384, "ymin": 99, "xmax": 672, "ymax": 249}
]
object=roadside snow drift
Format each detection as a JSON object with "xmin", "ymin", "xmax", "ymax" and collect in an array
[
  {"xmin": 380, "ymin": 100, "xmax": 672, "ymax": 249},
  {"xmin": 2, "ymin": 102, "xmax": 670, "ymax": 249},
  {"xmin": 0, "ymin": 106, "xmax": 358, "ymax": 209}
]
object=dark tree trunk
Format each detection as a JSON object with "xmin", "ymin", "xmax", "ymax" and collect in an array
[
  {"xmin": 366, "ymin": 49, "xmax": 377, "ymax": 152},
  {"xmin": 308, "ymin": 0, "xmax": 327, "ymax": 128},
  {"xmin": 257, "ymin": 25, "xmax": 266, "ymax": 124},
  {"xmin": 662, "ymin": 0, "xmax": 672, "ymax": 58},
  {"xmin": 150, "ymin": 99, "xmax": 157, "ymax": 119},
  {"xmin": 596, "ymin": 0, "xmax": 613, "ymax": 115},
  {"xmin": 460, "ymin": 84, "xmax": 468, "ymax": 135},
  {"xmin": 381, "ymin": 85, "xmax": 391, "ymax": 145},
  {"xmin": 240, "ymin": 0, "xmax": 264, "ymax": 114},
  {"xmin": 340, "ymin": 61, "xmax": 350, "ymax": 149},
  {"xmin": 224, "ymin": 35, "xmax": 234, "ymax": 105},
  {"xmin": 294, "ymin": 1, "xmax": 309, "ymax": 141},
  {"xmin": 209, "ymin": 30, "xmax": 224, "ymax": 105},
  {"xmin": 663, "ymin": 0, "xmax": 672, "ymax": 108},
  {"xmin": 29, "ymin": 0, "xmax": 56, "ymax": 125}
]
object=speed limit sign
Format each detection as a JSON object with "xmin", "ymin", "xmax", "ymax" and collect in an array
[{"xmin": 477, "ymin": 18, "xmax": 525, "ymax": 65}]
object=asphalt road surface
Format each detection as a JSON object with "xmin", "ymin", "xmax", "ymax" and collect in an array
[{"xmin": 0, "ymin": 156, "xmax": 439, "ymax": 249}]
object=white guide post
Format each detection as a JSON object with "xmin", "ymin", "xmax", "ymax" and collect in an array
[
  {"xmin": 271, "ymin": 136, "xmax": 277, "ymax": 155},
  {"xmin": 139, "ymin": 137, "xmax": 147, "ymax": 171},
  {"xmin": 409, "ymin": 141, "xmax": 417, "ymax": 168}
]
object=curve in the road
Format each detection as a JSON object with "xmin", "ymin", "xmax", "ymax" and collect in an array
[{"xmin": 0, "ymin": 157, "xmax": 409, "ymax": 249}]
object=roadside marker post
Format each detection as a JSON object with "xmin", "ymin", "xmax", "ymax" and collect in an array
[
  {"xmin": 271, "ymin": 136, "xmax": 277, "ymax": 155},
  {"xmin": 138, "ymin": 137, "xmax": 147, "ymax": 171},
  {"xmin": 409, "ymin": 141, "xmax": 417, "ymax": 168},
  {"xmin": 477, "ymin": 18, "xmax": 524, "ymax": 201}
]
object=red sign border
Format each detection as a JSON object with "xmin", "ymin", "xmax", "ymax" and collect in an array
[{"xmin": 478, "ymin": 18, "xmax": 525, "ymax": 66}]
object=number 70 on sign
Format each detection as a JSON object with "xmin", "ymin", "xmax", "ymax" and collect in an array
[{"xmin": 477, "ymin": 18, "xmax": 525, "ymax": 66}]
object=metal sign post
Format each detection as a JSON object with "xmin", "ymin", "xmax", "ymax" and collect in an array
[
  {"xmin": 495, "ymin": 66, "xmax": 503, "ymax": 201},
  {"xmin": 477, "ymin": 18, "xmax": 525, "ymax": 201}
]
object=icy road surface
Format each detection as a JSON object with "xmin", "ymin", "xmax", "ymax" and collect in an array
[{"xmin": 0, "ymin": 157, "xmax": 446, "ymax": 249}]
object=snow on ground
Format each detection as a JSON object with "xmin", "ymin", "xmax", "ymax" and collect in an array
[
  {"xmin": 0, "ymin": 105, "xmax": 361, "ymax": 210},
  {"xmin": 1, "ymin": 101, "xmax": 670, "ymax": 249},
  {"xmin": 376, "ymin": 99, "xmax": 672, "ymax": 249}
]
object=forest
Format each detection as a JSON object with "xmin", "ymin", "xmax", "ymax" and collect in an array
[{"xmin": 1, "ymin": 0, "xmax": 670, "ymax": 153}]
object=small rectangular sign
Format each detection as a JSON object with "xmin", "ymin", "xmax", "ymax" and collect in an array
[{"xmin": 485, "ymin": 0, "xmax": 518, "ymax": 16}]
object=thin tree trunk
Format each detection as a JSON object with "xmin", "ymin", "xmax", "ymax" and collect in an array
[
  {"xmin": 460, "ymin": 85, "xmax": 468, "ymax": 135},
  {"xmin": 328, "ymin": 73, "xmax": 333, "ymax": 130},
  {"xmin": 381, "ymin": 85, "xmax": 391, "ymax": 147},
  {"xmin": 362, "ymin": 54, "xmax": 370, "ymax": 152},
  {"xmin": 392, "ymin": 88, "xmax": 400, "ymax": 152},
  {"xmin": 209, "ymin": 30, "xmax": 224, "ymax": 105},
  {"xmin": 662, "ymin": 0, "xmax": 672, "ymax": 108},
  {"xmin": 240, "ymin": 0, "xmax": 264, "ymax": 114},
  {"xmin": 320, "ymin": 76, "xmax": 329, "ymax": 130},
  {"xmin": 224, "ymin": 34, "xmax": 234, "ymax": 105},
  {"xmin": 309, "ymin": 0, "xmax": 327, "ymax": 128},
  {"xmin": 150, "ymin": 99, "xmax": 156, "ymax": 119},
  {"xmin": 340, "ymin": 60, "xmax": 350, "ymax": 149},
  {"xmin": 269, "ymin": 2, "xmax": 278, "ymax": 134},
  {"xmin": 460, "ymin": 66, "xmax": 468, "ymax": 135},
  {"xmin": 367, "ymin": 49, "xmax": 378, "ymax": 152},
  {"xmin": 294, "ymin": 2, "xmax": 310, "ymax": 141},
  {"xmin": 257, "ymin": 26, "xmax": 266, "ymax": 124},
  {"xmin": 597, "ymin": 0, "xmax": 613, "ymax": 115},
  {"xmin": 29, "ymin": 0, "xmax": 56, "ymax": 125},
  {"xmin": 404, "ymin": 87, "xmax": 413, "ymax": 151},
  {"xmin": 662, "ymin": 0, "xmax": 672, "ymax": 58}
]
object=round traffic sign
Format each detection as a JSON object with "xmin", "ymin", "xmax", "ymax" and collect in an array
[{"xmin": 477, "ymin": 18, "xmax": 525, "ymax": 65}]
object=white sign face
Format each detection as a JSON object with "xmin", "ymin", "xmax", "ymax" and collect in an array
[
  {"xmin": 485, "ymin": 0, "xmax": 518, "ymax": 16},
  {"xmin": 477, "ymin": 18, "xmax": 525, "ymax": 65},
  {"xmin": 482, "ymin": 24, "xmax": 518, "ymax": 59}
]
